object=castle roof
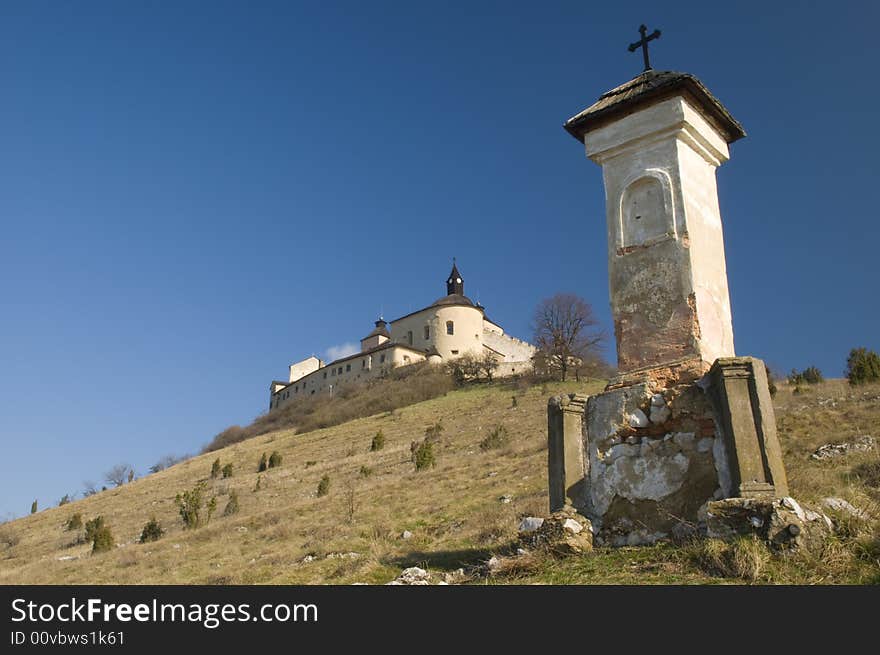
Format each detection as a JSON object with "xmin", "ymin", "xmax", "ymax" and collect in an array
[
  {"xmin": 390, "ymin": 293, "xmax": 481, "ymax": 324},
  {"xmin": 361, "ymin": 318, "xmax": 390, "ymax": 341},
  {"xmin": 564, "ymin": 69, "xmax": 745, "ymax": 144}
]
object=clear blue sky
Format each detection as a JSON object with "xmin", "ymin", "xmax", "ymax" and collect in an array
[{"xmin": 1, "ymin": 1, "xmax": 877, "ymax": 519}]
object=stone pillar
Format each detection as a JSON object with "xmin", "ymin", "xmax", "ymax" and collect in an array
[
  {"xmin": 708, "ymin": 356, "xmax": 788, "ymax": 498},
  {"xmin": 547, "ymin": 394, "xmax": 588, "ymax": 512}
]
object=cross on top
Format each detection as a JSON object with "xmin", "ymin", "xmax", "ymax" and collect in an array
[{"xmin": 628, "ymin": 24, "xmax": 661, "ymax": 72}]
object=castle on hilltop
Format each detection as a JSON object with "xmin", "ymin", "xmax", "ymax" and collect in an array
[{"xmin": 268, "ymin": 263, "xmax": 536, "ymax": 412}]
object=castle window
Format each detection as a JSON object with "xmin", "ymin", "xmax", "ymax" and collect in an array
[
  {"xmin": 451, "ymin": 350, "xmax": 459, "ymax": 355},
  {"xmin": 407, "ymin": 331, "xmax": 413, "ymax": 345},
  {"xmin": 446, "ymin": 321, "xmax": 454, "ymax": 335},
  {"xmin": 380, "ymin": 354, "xmax": 386, "ymax": 363},
  {"xmin": 346, "ymin": 364, "xmax": 351, "ymax": 372},
  {"xmin": 404, "ymin": 356, "xmax": 410, "ymax": 363},
  {"xmin": 338, "ymin": 367, "xmax": 343, "ymax": 375},
  {"xmin": 424, "ymin": 326, "xmax": 430, "ymax": 340},
  {"xmin": 331, "ymin": 369, "xmax": 336, "ymax": 376},
  {"xmin": 362, "ymin": 359, "xmax": 366, "ymax": 369},
  {"xmin": 323, "ymin": 372, "xmax": 327, "ymax": 379}
]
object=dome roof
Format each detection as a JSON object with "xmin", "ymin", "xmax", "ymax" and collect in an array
[{"xmin": 431, "ymin": 293, "xmax": 476, "ymax": 308}]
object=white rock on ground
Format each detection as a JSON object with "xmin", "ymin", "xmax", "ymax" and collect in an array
[
  {"xmin": 629, "ymin": 409, "xmax": 649, "ymax": 428},
  {"xmin": 821, "ymin": 497, "xmax": 870, "ymax": 519},
  {"xmin": 518, "ymin": 517, "xmax": 544, "ymax": 533}
]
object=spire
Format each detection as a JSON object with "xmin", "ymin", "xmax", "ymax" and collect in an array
[{"xmin": 446, "ymin": 259, "xmax": 464, "ymax": 296}]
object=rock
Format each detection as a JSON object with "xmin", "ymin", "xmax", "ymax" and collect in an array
[
  {"xmin": 650, "ymin": 393, "xmax": 666, "ymax": 407},
  {"xmin": 821, "ymin": 497, "xmax": 869, "ymax": 520},
  {"xmin": 401, "ymin": 530, "xmax": 413, "ymax": 540},
  {"xmin": 518, "ymin": 509, "xmax": 593, "ymax": 554},
  {"xmin": 518, "ymin": 517, "xmax": 544, "ymax": 533},
  {"xmin": 389, "ymin": 567, "xmax": 431, "ymax": 585},
  {"xmin": 650, "ymin": 404, "xmax": 671, "ymax": 424},
  {"xmin": 706, "ymin": 497, "xmax": 831, "ymax": 553},
  {"xmin": 562, "ymin": 518, "xmax": 584, "ymax": 534},
  {"xmin": 672, "ymin": 432, "xmax": 696, "ymax": 449},
  {"xmin": 499, "ymin": 495, "xmax": 513, "ymax": 504},
  {"xmin": 516, "ymin": 548, "xmax": 528, "ymax": 556},
  {"xmin": 236, "ymin": 526, "xmax": 248, "ymax": 533},
  {"xmin": 486, "ymin": 556, "xmax": 502, "ymax": 572},
  {"xmin": 625, "ymin": 436, "xmax": 639, "ymax": 445},
  {"xmin": 57, "ymin": 555, "xmax": 78, "ymax": 561},
  {"xmin": 811, "ymin": 435, "xmax": 875, "ymax": 460},
  {"xmin": 629, "ymin": 409, "xmax": 649, "ymax": 428},
  {"xmin": 442, "ymin": 568, "xmax": 466, "ymax": 584}
]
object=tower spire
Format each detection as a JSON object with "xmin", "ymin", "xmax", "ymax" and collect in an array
[{"xmin": 446, "ymin": 260, "xmax": 464, "ymax": 296}]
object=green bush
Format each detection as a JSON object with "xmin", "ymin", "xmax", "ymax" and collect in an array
[
  {"xmin": 65, "ymin": 513, "xmax": 83, "ymax": 531},
  {"xmin": 58, "ymin": 494, "xmax": 71, "ymax": 506},
  {"xmin": 254, "ymin": 475, "xmax": 263, "ymax": 492},
  {"xmin": 139, "ymin": 517, "xmax": 164, "ymax": 543},
  {"xmin": 268, "ymin": 451, "xmax": 282, "ymax": 468},
  {"xmin": 424, "ymin": 421, "xmax": 444, "ymax": 443},
  {"xmin": 258, "ymin": 453, "xmax": 268, "ymax": 473},
  {"xmin": 846, "ymin": 347, "xmax": 880, "ymax": 386},
  {"xmin": 30, "ymin": 500, "xmax": 37, "ymax": 515},
  {"xmin": 85, "ymin": 516, "xmax": 114, "ymax": 554},
  {"xmin": 788, "ymin": 366, "xmax": 823, "ymax": 385},
  {"xmin": 305, "ymin": 460, "xmax": 317, "ymax": 468},
  {"xmin": 223, "ymin": 491, "xmax": 240, "ymax": 517},
  {"xmin": 370, "ymin": 431, "xmax": 385, "ymax": 452},
  {"xmin": 359, "ymin": 465, "xmax": 373, "ymax": 478},
  {"xmin": 479, "ymin": 425, "xmax": 510, "ymax": 451},
  {"xmin": 414, "ymin": 441, "xmax": 435, "ymax": 471},
  {"xmin": 317, "ymin": 475, "xmax": 331, "ymax": 497},
  {"xmin": 174, "ymin": 482, "xmax": 215, "ymax": 529},
  {"xmin": 221, "ymin": 463, "xmax": 234, "ymax": 479},
  {"xmin": 211, "ymin": 458, "xmax": 221, "ymax": 479}
]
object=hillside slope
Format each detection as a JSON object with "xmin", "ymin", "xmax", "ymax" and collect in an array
[{"xmin": 1, "ymin": 379, "xmax": 878, "ymax": 584}]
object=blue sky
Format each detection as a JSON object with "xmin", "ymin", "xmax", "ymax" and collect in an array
[{"xmin": 1, "ymin": 1, "xmax": 877, "ymax": 518}]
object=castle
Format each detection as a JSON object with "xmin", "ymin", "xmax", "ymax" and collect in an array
[{"xmin": 268, "ymin": 263, "xmax": 536, "ymax": 412}]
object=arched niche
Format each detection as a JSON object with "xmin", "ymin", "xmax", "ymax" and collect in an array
[{"xmin": 617, "ymin": 169, "xmax": 676, "ymax": 250}]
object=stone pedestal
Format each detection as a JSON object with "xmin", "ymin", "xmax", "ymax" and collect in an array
[
  {"xmin": 546, "ymin": 356, "xmax": 788, "ymax": 546},
  {"xmin": 707, "ymin": 356, "xmax": 788, "ymax": 498}
]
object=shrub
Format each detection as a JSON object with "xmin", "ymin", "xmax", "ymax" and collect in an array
[
  {"xmin": 846, "ymin": 347, "xmax": 880, "ymax": 386},
  {"xmin": 150, "ymin": 454, "xmax": 188, "ymax": 474},
  {"xmin": 58, "ymin": 494, "xmax": 71, "ymax": 506},
  {"xmin": 85, "ymin": 516, "xmax": 114, "ymax": 554},
  {"xmin": 211, "ymin": 458, "xmax": 221, "ymax": 479},
  {"xmin": 128, "ymin": 469, "xmax": 135, "ymax": 484},
  {"xmin": 104, "ymin": 463, "xmax": 132, "ymax": 488},
  {"xmin": 268, "ymin": 451, "xmax": 282, "ymax": 468},
  {"xmin": 254, "ymin": 475, "xmax": 263, "ymax": 492},
  {"xmin": 765, "ymin": 365, "xmax": 777, "ymax": 397},
  {"xmin": 221, "ymin": 463, "xmax": 234, "ymax": 479},
  {"xmin": 175, "ymin": 482, "xmax": 214, "ymax": 529},
  {"xmin": 223, "ymin": 491, "xmax": 240, "ymax": 516},
  {"xmin": 305, "ymin": 460, "xmax": 317, "ymax": 468},
  {"xmin": 480, "ymin": 425, "xmax": 510, "ymax": 451},
  {"xmin": 65, "ymin": 514, "xmax": 83, "ymax": 531},
  {"xmin": 359, "ymin": 465, "xmax": 373, "ymax": 478},
  {"xmin": 370, "ymin": 431, "xmax": 385, "ymax": 452},
  {"xmin": 0, "ymin": 527, "xmax": 19, "ymax": 549},
  {"xmin": 139, "ymin": 517, "xmax": 164, "ymax": 543},
  {"xmin": 258, "ymin": 453, "xmax": 268, "ymax": 473},
  {"xmin": 30, "ymin": 500, "xmax": 37, "ymax": 514},
  {"xmin": 317, "ymin": 475, "xmax": 331, "ymax": 497},
  {"xmin": 788, "ymin": 366, "xmax": 823, "ymax": 385},
  {"xmin": 414, "ymin": 441, "xmax": 435, "ymax": 471}
]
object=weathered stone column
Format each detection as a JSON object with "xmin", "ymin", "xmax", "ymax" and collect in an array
[
  {"xmin": 547, "ymin": 394, "xmax": 588, "ymax": 512},
  {"xmin": 708, "ymin": 357, "xmax": 789, "ymax": 498}
]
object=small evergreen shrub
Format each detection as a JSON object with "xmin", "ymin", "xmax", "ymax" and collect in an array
[
  {"xmin": 370, "ymin": 431, "xmax": 385, "ymax": 452},
  {"xmin": 414, "ymin": 441, "xmax": 435, "ymax": 471},
  {"xmin": 846, "ymin": 347, "xmax": 880, "ymax": 386},
  {"xmin": 223, "ymin": 491, "xmax": 240, "ymax": 516},
  {"xmin": 58, "ymin": 494, "xmax": 71, "ymax": 506},
  {"xmin": 268, "ymin": 451, "xmax": 282, "ymax": 468},
  {"xmin": 175, "ymin": 482, "xmax": 214, "ymax": 529},
  {"xmin": 359, "ymin": 465, "xmax": 373, "ymax": 478},
  {"xmin": 128, "ymin": 469, "xmax": 135, "ymax": 484},
  {"xmin": 139, "ymin": 517, "xmax": 164, "ymax": 543},
  {"xmin": 305, "ymin": 460, "xmax": 317, "ymax": 468},
  {"xmin": 254, "ymin": 475, "xmax": 262, "ymax": 492},
  {"xmin": 211, "ymin": 458, "xmax": 221, "ymax": 479},
  {"xmin": 479, "ymin": 425, "xmax": 510, "ymax": 451},
  {"xmin": 221, "ymin": 463, "xmax": 234, "ymax": 479},
  {"xmin": 258, "ymin": 453, "xmax": 268, "ymax": 473},
  {"xmin": 85, "ymin": 516, "xmax": 114, "ymax": 554},
  {"xmin": 317, "ymin": 475, "xmax": 331, "ymax": 497},
  {"xmin": 30, "ymin": 500, "xmax": 37, "ymax": 515},
  {"xmin": 788, "ymin": 366, "xmax": 823, "ymax": 385},
  {"xmin": 65, "ymin": 513, "xmax": 83, "ymax": 531}
]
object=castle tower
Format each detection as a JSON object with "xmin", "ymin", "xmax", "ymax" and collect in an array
[
  {"xmin": 564, "ymin": 69, "xmax": 745, "ymax": 381},
  {"xmin": 446, "ymin": 261, "xmax": 464, "ymax": 296}
]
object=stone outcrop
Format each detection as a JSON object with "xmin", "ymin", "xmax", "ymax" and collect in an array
[
  {"xmin": 811, "ymin": 435, "xmax": 875, "ymax": 461},
  {"xmin": 518, "ymin": 508, "xmax": 593, "ymax": 555}
]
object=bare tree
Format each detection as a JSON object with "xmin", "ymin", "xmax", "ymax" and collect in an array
[
  {"xmin": 531, "ymin": 294, "xmax": 605, "ymax": 381},
  {"xmin": 82, "ymin": 481, "xmax": 98, "ymax": 497},
  {"xmin": 104, "ymin": 464, "xmax": 132, "ymax": 488},
  {"xmin": 149, "ymin": 454, "xmax": 188, "ymax": 474}
]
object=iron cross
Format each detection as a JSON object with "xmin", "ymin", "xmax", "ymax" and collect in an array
[{"xmin": 628, "ymin": 24, "xmax": 661, "ymax": 71}]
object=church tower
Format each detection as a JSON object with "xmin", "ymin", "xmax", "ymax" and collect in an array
[{"xmin": 446, "ymin": 261, "xmax": 464, "ymax": 296}]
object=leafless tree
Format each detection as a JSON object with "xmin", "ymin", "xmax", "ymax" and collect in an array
[
  {"xmin": 104, "ymin": 464, "xmax": 132, "ymax": 488},
  {"xmin": 531, "ymin": 293, "xmax": 605, "ymax": 381},
  {"xmin": 82, "ymin": 481, "xmax": 98, "ymax": 497}
]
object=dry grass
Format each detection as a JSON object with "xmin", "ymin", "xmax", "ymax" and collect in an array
[{"xmin": 1, "ymin": 377, "xmax": 878, "ymax": 585}]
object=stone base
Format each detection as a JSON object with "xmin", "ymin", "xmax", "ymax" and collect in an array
[
  {"xmin": 546, "ymin": 355, "xmax": 790, "ymax": 547},
  {"xmin": 706, "ymin": 497, "xmax": 832, "ymax": 553},
  {"xmin": 604, "ymin": 355, "xmax": 709, "ymax": 391}
]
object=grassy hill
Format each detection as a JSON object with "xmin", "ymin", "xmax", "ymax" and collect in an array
[{"xmin": 1, "ymin": 378, "xmax": 878, "ymax": 585}]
